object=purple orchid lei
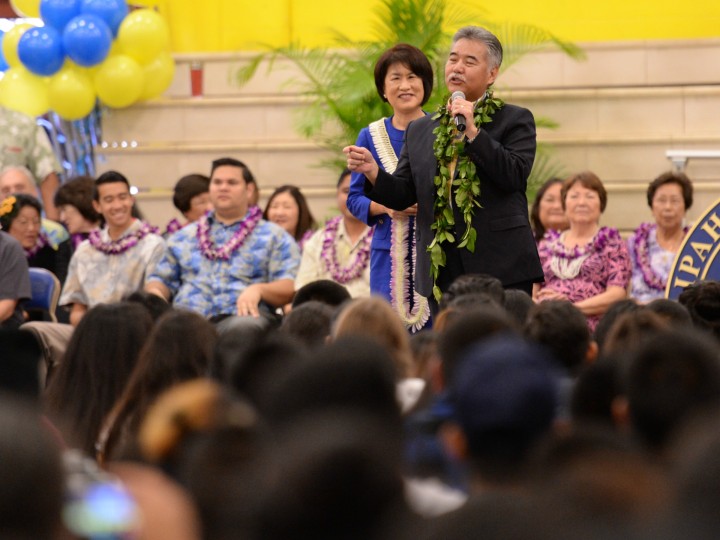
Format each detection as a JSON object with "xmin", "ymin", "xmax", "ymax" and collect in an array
[
  {"xmin": 164, "ymin": 217, "xmax": 184, "ymax": 237},
  {"xmin": 320, "ymin": 215, "xmax": 373, "ymax": 284},
  {"xmin": 89, "ymin": 221, "xmax": 159, "ymax": 255},
  {"xmin": 197, "ymin": 206, "xmax": 262, "ymax": 261},
  {"xmin": 24, "ymin": 231, "xmax": 49, "ymax": 258},
  {"xmin": 630, "ymin": 222, "xmax": 688, "ymax": 291},
  {"xmin": 545, "ymin": 226, "xmax": 619, "ymax": 260},
  {"xmin": 297, "ymin": 228, "xmax": 314, "ymax": 252}
]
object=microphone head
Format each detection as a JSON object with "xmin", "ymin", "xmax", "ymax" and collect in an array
[{"xmin": 451, "ymin": 91, "xmax": 465, "ymax": 101}]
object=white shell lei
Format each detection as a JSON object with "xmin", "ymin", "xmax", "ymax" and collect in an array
[{"xmin": 369, "ymin": 118, "xmax": 430, "ymax": 332}]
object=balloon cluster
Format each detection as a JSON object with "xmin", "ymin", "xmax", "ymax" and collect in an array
[{"xmin": 1, "ymin": 0, "xmax": 175, "ymax": 119}]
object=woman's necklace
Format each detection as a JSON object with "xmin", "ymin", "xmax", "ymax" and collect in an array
[
  {"xmin": 24, "ymin": 232, "xmax": 49, "ymax": 258},
  {"xmin": 546, "ymin": 227, "xmax": 616, "ymax": 280}
]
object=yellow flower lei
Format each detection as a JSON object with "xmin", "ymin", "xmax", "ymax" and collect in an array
[
  {"xmin": 0, "ymin": 196, "xmax": 17, "ymax": 219},
  {"xmin": 428, "ymin": 90, "xmax": 504, "ymax": 301}
]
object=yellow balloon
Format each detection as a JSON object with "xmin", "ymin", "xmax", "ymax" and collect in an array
[
  {"xmin": 2, "ymin": 24, "xmax": 33, "ymax": 69},
  {"xmin": 9, "ymin": 0, "xmax": 40, "ymax": 18},
  {"xmin": 139, "ymin": 52, "xmax": 175, "ymax": 100},
  {"xmin": 0, "ymin": 67, "xmax": 49, "ymax": 117},
  {"xmin": 94, "ymin": 54, "xmax": 144, "ymax": 108},
  {"xmin": 116, "ymin": 9, "xmax": 170, "ymax": 65},
  {"xmin": 48, "ymin": 65, "xmax": 96, "ymax": 120}
]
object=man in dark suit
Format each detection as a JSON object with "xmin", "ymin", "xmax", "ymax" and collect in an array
[{"xmin": 345, "ymin": 26, "xmax": 542, "ymax": 311}]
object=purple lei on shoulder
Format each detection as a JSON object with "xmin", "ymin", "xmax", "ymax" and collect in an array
[
  {"xmin": 320, "ymin": 215, "xmax": 372, "ymax": 284},
  {"xmin": 197, "ymin": 206, "xmax": 262, "ymax": 261},
  {"xmin": 89, "ymin": 221, "xmax": 158, "ymax": 255},
  {"xmin": 298, "ymin": 228, "xmax": 314, "ymax": 251},
  {"xmin": 545, "ymin": 226, "xmax": 618, "ymax": 259},
  {"xmin": 164, "ymin": 217, "xmax": 183, "ymax": 236},
  {"xmin": 630, "ymin": 222, "xmax": 688, "ymax": 291},
  {"xmin": 24, "ymin": 231, "xmax": 49, "ymax": 258}
]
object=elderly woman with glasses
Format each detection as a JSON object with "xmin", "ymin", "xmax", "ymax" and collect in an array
[{"xmin": 627, "ymin": 172, "xmax": 693, "ymax": 303}]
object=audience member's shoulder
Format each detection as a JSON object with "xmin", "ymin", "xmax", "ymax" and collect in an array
[{"xmin": 0, "ymin": 230, "xmax": 23, "ymax": 255}]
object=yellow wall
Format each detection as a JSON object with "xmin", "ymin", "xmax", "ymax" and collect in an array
[{"xmin": 145, "ymin": 0, "xmax": 720, "ymax": 52}]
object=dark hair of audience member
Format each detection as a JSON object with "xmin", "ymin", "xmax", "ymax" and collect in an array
[
  {"xmin": 258, "ymin": 411, "xmax": 413, "ymax": 540},
  {"xmin": 593, "ymin": 298, "xmax": 640, "ymax": 352},
  {"xmin": 524, "ymin": 300, "xmax": 592, "ymax": 377},
  {"xmin": 528, "ymin": 426, "xmax": 671, "ymax": 534},
  {"xmin": 98, "ymin": 310, "xmax": 218, "ymax": 463},
  {"xmin": 139, "ymin": 379, "xmax": 263, "ymax": 540},
  {"xmin": 211, "ymin": 318, "xmax": 271, "ymax": 383},
  {"xmin": 0, "ymin": 329, "xmax": 43, "ymax": 399},
  {"xmin": 210, "ymin": 157, "xmax": 256, "ymax": 185},
  {"xmin": 124, "ymin": 289, "xmax": 173, "ymax": 322},
  {"xmin": 54, "ymin": 175, "xmax": 102, "ymax": 223},
  {"xmin": 333, "ymin": 297, "xmax": 413, "ymax": 379},
  {"xmin": 433, "ymin": 292, "xmax": 503, "ymax": 332},
  {"xmin": 668, "ymin": 411, "xmax": 720, "ymax": 538},
  {"xmin": 601, "ymin": 309, "xmax": 668, "ymax": 360},
  {"xmin": 280, "ymin": 300, "xmax": 335, "ymax": 350},
  {"xmin": 437, "ymin": 305, "xmax": 517, "ymax": 385},
  {"xmin": 503, "ymin": 288, "xmax": 534, "ymax": 327},
  {"xmin": 408, "ymin": 330, "xmax": 437, "ymax": 381},
  {"xmin": 425, "ymin": 493, "xmax": 542, "ymax": 540},
  {"xmin": 172, "ymin": 174, "xmax": 210, "ymax": 213},
  {"xmin": 438, "ymin": 273, "xmax": 505, "ymax": 312},
  {"xmin": 44, "ymin": 302, "xmax": 153, "ymax": 455},
  {"xmin": 625, "ymin": 328, "xmax": 720, "ymax": 451},
  {"xmin": 645, "ymin": 298, "xmax": 693, "ymax": 327},
  {"xmin": 570, "ymin": 359, "xmax": 620, "ymax": 428},
  {"xmin": 265, "ymin": 337, "xmax": 401, "ymax": 433},
  {"xmin": 0, "ymin": 394, "xmax": 64, "ymax": 540},
  {"xmin": 93, "ymin": 170, "xmax": 131, "ymax": 200},
  {"xmin": 230, "ymin": 332, "xmax": 309, "ymax": 416},
  {"xmin": 292, "ymin": 279, "xmax": 351, "ymax": 308},
  {"xmin": 678, "ymin": 280, "xmax": 720, "ymax": 342}
]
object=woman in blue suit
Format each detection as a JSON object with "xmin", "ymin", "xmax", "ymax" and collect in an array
[{"xmin": 346, "ymin": 44, "xmax": 434, "ymax": 332}]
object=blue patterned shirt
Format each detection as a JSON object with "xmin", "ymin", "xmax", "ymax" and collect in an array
[{"xmin": 148, "ymin": 210, "xmax": 300, "ymax": 318}]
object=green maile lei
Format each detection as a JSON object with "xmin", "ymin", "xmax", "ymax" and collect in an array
[{"xmin": 428, "ymin": 89, "xmax": 504, "ymax": 301}]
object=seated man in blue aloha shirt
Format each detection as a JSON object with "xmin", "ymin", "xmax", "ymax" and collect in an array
[{"xmin": 146, "ymin": 157, "xmax": 300, "ymax": 320}]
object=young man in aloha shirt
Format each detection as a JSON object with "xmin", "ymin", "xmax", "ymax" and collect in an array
[
  {"xmin": 146, "ymin": 157, "xmax": 300, "ymax": 320},
  {"xmin": 295, "ymin": 169, "xmax": 373, "ymax": 298},
  {"xmin": 59, "ymin": 171, "xmax": 165, "ymax": 326}
]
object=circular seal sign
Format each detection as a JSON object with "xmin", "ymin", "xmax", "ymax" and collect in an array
[{"xmin": 666, "ymin": 197, "xmax": 720, "ymax": 299}]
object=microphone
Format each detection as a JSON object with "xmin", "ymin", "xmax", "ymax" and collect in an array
[{"xmin": 451, "ymin": 91, "xmax": 466, "ymax": 132}]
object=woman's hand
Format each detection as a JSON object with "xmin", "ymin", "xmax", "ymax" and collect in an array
[{"xmin": 535, "ymin": 288, "xmax": 569, "ymax": 302}]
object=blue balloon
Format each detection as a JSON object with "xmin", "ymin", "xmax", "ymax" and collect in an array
[
  {"xmin": 62, "ymin": 14, "xmax": 112, "ymax": 67},
  {"xmin": 80, "ymin": 0, "xmax": 128, "ymax": 37},
  {"xmin": 40, "ymin": 0, "xmax": 82, "ymax": 31},
  {"xmin": 18, "ymin": 26, "xmax": 65, "ymax": 76},
  {"xmin": 0, "ymin": 32, "xmax": 8, "ymax": 72}
]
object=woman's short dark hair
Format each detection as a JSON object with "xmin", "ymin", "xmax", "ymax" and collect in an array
[
  {"xmin": 172, "ymin": 174, "xmax": 210, "ymax": 213},
  {"xmin": 561, "ymin": 171, "xmax": 607, "ymax": 213},
  {"xmin": 54, "ymin": 176, "xmax": 101, "ymax": 223},
  {"xmin": 530, "ymin": 177, "xmax": 564, "ymax": 241},
  {"xmin": 646, "ymin": 171, "xmax": 693, "ymax": 210},
  {"xmin": 263, "ymin": 185, "xmax": 316, "ymax": 242},
  {"xmin": 374, "ymin": 43, "xmax": 433, "ymax": 106},
  {"xmin": 0, "ymin": 193, "xmax": 41, "ymax": 231}
]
